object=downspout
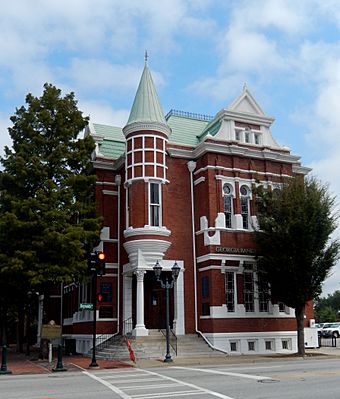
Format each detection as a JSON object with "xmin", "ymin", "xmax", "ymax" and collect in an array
[
  {"xmin": 187, "ymin": 161, "xmax": 228, "ymax": 354},
  {"xmin": 114, "ymin": 174, "xmax": 122, "ymax": 337}
]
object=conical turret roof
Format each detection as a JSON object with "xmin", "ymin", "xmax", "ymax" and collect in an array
[{"xmin": 123, "ymin": 62, "xmax": 171, "ymax": 137}]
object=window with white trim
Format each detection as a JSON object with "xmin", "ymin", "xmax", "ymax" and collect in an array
[
  {"xmin": 149, "ymin": 182, "xmax": 161, "ymax": 226},
  {"xmin": 223, "ymin": 183, "xmax": 233, "ymax": 228},
  {"xmin": 258, "ymin": 272, "xmax": 270, "ymax": 312},
  {"xmin": 225, "ymin": 272, "xmax": 235, "ymax": 312},
  {"xmin": 240, "ymin": 185, "xmax": 250, "ymax": 229},
  {"xmin": 244, "ymin": 128, "xmax": 251, "ymax": 143},
  {"xmin": 244, "ymin": 264, "xmax": 255, "ymax": 312}
]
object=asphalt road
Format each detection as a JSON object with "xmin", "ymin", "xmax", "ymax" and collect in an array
[{"xmin": 1, "ymin": 357, "xmax": 340, "ymax": 399}]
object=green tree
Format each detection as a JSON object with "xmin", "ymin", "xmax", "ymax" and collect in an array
[
  {"xmin": 317, "ymin": 306, "xmax": 337, "ymax": 323},
  {"xmin": 0, "ymin": 83, "xmax": 101, "ymax": 304},
  {"xmin": 315, "ymin": 290, "xmax": 340, "ymax": 321},
  {"xmin": 255, "ymin": 176, "xmax": 340, "ymax": 356}
]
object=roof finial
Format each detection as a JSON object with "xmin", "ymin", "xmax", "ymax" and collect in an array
[
  {"xmin": 243, "ymin": 82, "xmax": 248, "ymax": 91},
  {"xmin": 145, "ymin": 49, "xmax": 148, "ymax": 64}
]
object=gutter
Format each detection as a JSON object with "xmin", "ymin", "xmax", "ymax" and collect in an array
[{"xmin": 187, "ymin": 161, "xmax": 229, "ymax": 355}]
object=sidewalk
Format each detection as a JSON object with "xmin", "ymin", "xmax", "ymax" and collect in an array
[
  {"xmin": 2, "ymin": 346, "xmax": 339, "ymax": 376},
  {"xmin": 2, "ymin": 348, "xmax": 133, "ymax": 375}
]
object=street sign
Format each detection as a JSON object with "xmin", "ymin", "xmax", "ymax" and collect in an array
[{"xmin": 80, "ymin": 303, "xmax": 93, "ymax": 310}]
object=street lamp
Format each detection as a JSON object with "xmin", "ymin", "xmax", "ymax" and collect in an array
[
  {"xmin": 153, "ymin": 260, "xmax": 180, "ymax": 363},
  {"xmin": 26, "ymin": 290, "xmax": 39, "ymax": 357}
]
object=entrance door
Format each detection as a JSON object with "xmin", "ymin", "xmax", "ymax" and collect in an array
[{"xmin": 144, "ymin": 271, "xmax": 174, "ymax": 330}]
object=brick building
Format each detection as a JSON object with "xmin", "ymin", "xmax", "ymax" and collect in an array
[{"xmin": 62, "ymin": 61, "xmax": 313, "ymax": 355}]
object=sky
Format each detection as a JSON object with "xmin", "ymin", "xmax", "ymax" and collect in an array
[{"xmin": 1, "ymin": 0, "xmax": 340, "ymax": 297}]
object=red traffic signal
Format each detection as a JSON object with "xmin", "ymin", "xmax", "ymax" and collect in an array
[{"xmin": 97, "ymin": 293, "xmax": 103, "ymax": 302}]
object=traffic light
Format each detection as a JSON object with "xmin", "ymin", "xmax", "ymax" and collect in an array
[
  {"xmin": 96, "ymin": 251, "xmax": 106, "ymax": 276},
  {"xmin": 96, "ymin": 293, "xmax": 103, "ymax": 302},
  {"xmin": 88, "ymin": 252, "xmax": 97, "ymax": 272}
]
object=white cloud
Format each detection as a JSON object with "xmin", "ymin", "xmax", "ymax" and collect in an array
[{"xmin": 80, "ymin": 100, "xmax": 130, "ymax": 127}]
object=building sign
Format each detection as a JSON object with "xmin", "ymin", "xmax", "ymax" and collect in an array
[
  {"xmin": 216, "ymin": 247, "xmax": 256, "ymax": 255},
  {"xmin": 80, "ymin": 303, "xmax": 93, "ymax": 310}
]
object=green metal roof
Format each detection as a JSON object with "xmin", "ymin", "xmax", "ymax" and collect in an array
[
  {"xmin": 126, "ymin": 63, "xmax": 167, "ymax": 126},
  {"xmin": 93, "ymin": 123, "xmax": 125, "ymax": 159},
  {"xmin": 92, "ymin": 110, "xmax": 214, "ymax": 159},
  {"xmin": 165, "ymin": 110, "xmax": 210, "ymax": 147}
]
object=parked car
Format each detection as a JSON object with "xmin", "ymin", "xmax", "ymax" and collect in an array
[
  {"xmin": 314, "ymin": 322, "xmax": 332, "ymax": 336},
  {"xmin": 321, "ymin": 323, "xmax": 340, "ymax": 338}
]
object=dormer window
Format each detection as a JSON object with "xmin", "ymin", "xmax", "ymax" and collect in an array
[
  {"xmin": 235, "ymin": 130, "xmax": 241, "ymax": 141},
  {"xmin": 254, "ymin": 133, "xmax": 261, "ymax": 145},
  {"xmin": 244, "ymin": 128, "xmax": 251, "ymax": 143}
]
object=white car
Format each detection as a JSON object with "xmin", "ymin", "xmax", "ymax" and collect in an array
[{"xmin": 321, "ymin": 323, "xmax": 340, "ymax": 338}]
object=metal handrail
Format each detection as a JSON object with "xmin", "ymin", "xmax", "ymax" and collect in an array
[
  {"xmin": 95, "ymin": 333, "xmax": 114, "ymax": 351},
  {"xmin": 159, "ymin": 328, "xmax": 177, "ymax": 356},
  {"xmin": 123, "ymin": 317, "xmax": 133, "ymax": 337}
]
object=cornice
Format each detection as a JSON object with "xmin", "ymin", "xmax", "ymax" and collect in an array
[
  {"xmin": 222, "ymin": 110, "xmax": 275, "ymax": 126},
  {"xmin": 123, "ymin": 121, "xmax": 171, "ymax": 137},
  {"xmin": 124, "ymin": 226, "xmax": 171, "ymax": 238},
  {"xmin": 167, "ymin": 141, "xmax": 301, "ymax": 164}
]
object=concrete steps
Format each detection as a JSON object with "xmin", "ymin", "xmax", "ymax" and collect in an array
[{"xmin": 96, "ymin": 331, "xmax": 225, "ymax": 361}]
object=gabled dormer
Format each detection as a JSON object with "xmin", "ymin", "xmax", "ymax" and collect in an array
[{"xmin": 199, "ymin": 85, "xmax": 285, "ymax": 151}]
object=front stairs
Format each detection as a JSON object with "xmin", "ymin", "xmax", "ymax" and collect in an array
[{"xmin": 95, "ymin": 330, "xmax": 226, "ymax": 361}]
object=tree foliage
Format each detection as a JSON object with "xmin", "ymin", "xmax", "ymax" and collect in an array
[
  {"xmin": 255, "ymin": 176, "xmax": 340, "ymax": 354},
  {"xmin": 0, "ymin": 83, "xmax": 101, "ymax": 293},
  {"xmin": 315, "ymin": 290, "xmax": 340, "ymax": 322}
]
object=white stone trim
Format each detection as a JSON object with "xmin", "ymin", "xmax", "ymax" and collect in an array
[
  {"xmin": 102, "ymin": 190, "xmax": 118, "ymax": 196},
  {"xmin": 204, "ymin": 331, "xmax": 297, "ymax": 355},
  {"xmin": 205, "ymin": 165, "xmax": 291, "ymax": 179},
  {"xmin": 123, "ymin": 121, "xmax": 171, "ymax": 137},
  {"xmin": 96, "ymin": 181, "xmax": 117, "ymax": 186},
  {"xmin": 194, "ymin": 176, "xmax": 205, "ymax": 186},
  {"xmin": 168, "ymin": 142, "xmax": 300, "ymax": 164},
  {"xmin": 124, "ymin": 226, "xmax": 171, "ymax": 238},
  {"xmin": 197, "ymin": 253, "xmax": 255, "ymax": 263},
  {"xmin": 123, "ymin": 239, "xmax": 172, "ymax": 269}
]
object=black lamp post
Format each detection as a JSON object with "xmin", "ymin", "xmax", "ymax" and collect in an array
[
  {"xmin": 26, "ymin": 290, "xmax": 39, "ymax": 357},
  {"xmin": 153, "ymin": 260, "xmax": 180, "ymax": 363},
  {"xmin": 89, "ymin": 271, "xmax": 99, "ymax": 368}
]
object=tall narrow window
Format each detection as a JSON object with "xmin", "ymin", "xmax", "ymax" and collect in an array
[
  {"xmin": 225, "ymin": 272, "xmax": 235, "ymax": 311},
  {"xmin": 244, "ymin": 127, "xmax": 251, "ymax": 143},
  {"xmin": 244, "ymin": 265, "xmax": 254, "ymax": 312},
  {"xmin": 223, "ymin": 183, "xmax": 233, "ymax": 228},
  {"xmin": 258, "ymin": 273, "xmax": 269, "ymax": 312},
  {"xmin": 240, "ymin": 185, "xmax": 250, "ymax": 229},
  {"xmin": 150, "ymin": 183, "xmax": 160, "ymax": 226}
]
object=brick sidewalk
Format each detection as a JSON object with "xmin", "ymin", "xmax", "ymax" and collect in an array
[{"xmin": 2, "ymin": 349, "xmax": 133, "ymax": 375}]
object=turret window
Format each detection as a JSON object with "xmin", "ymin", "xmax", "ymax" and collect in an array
[{"xmin": 149, "ymin": 182, "xmax": 161, "ymax": 226}]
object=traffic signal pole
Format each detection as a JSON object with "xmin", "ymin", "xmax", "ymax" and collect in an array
[{"xmin": 89, "ymin": 271, "xmax": 98, "ymax": 368}]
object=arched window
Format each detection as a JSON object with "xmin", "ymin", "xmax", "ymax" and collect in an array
[
  {"xmin": 223, "ymin": 183, "xmax": 233, "ymax": 228},
  {"xmin": 240, "ymin": 185, "xmax": 250, "ymax": 229}
]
